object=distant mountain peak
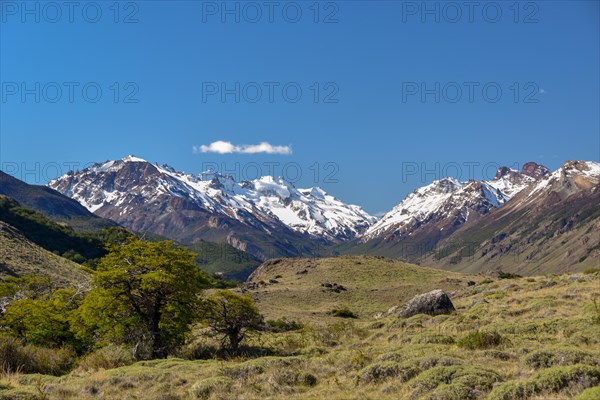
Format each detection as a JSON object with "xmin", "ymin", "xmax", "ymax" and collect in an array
[
  {"xmin": 561, "ymin": 160, "xmax": 600, "ymax": 175},
  {"xmin": 521, "ymin": 161, "xmax": 550, "ymax": 180},
  {"xmin": 49, "ymin": 156, "xmax": 376, "ymax": 245},
  {"xmin": 121, "ymin": 155, "xmax": 148, "ymax": 163}
]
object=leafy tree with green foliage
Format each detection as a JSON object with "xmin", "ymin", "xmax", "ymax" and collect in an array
[
  {"xmin": 1, "ymin": 288, "xmax": 83, "ymax": 348},
  {"xmin": 72, "ymin": 239, "xmax": 210, "ymax": 358},
  {"xmin": 0, "ymin": 275, "xmax": 54, "ymax": 300},
  {"xmin": 202, "ymin": 290, "xmax": 264, "ymax": 353}
]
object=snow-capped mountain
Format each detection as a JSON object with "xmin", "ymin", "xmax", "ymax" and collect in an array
[
  {"xmin": 361, "ymin": 162, "xmax": 550, "ymax": 242},
  {"xmin": 49, "ymin": 156, "xmax": 375, "ymax": 245},
  {"xmin": 425, "ymin": 160, "xmax": 600, "ymax": 274}
]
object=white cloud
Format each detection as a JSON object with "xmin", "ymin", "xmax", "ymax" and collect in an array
[{"xmin": 193, "ymin": 141, "xmax": 292, "ymax": 155}]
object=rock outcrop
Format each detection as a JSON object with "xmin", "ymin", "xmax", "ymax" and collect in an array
[{"xmin": 398, "ymin": 289, "xmax": 455, "ymax": 318}]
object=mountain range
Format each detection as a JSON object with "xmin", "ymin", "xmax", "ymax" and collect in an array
[
  {"xmin": 47, "ymin": 156, "xmax": 375, "ymax": 261},
  {"xmin": 8, "ymin": 155, "xmax": 596, "ymax": 276}
]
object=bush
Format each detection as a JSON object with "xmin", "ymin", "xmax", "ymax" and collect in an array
[
  {"xmin": 575, "ymin": 386, "xmax": 600, "ymax": 400},
  {"xmin": 222, "ymin": 363, "xmax": 264, "ymax": 380},
  {"xmin": 265, "ymin": 318, "xmax": 303, "ymax": 332},
  {"xmin": 76, "ymin": 344, "xmax": 136, "ymax": 372},
  {"xmin": 0, "ymin": 336, "xmax": 74, "ymax": 375},
  {"xmin": 359, "ymin": 361, "xmax": 403, "ymax": 384},
  {"xmin": 267, "ymin": 370, "xmax": 318, "ymax": 388},
  {"xmin": 358, "ymin": 362, "xmax": 387, "ymax": 384},
  {"xmin": 498, "ymin": 272, "xmax": 521, "ymax": 279},
  {"xmin": 330, "ymin": 308, "xmax": 357, "ymax": 318},
  {"xmin": 489, "ymin": 364, "xmax": 600, "ymax": 400},
  {"xmin": 524, "ymin": 347, "xmax": 598, "ymax": 369},
  {"xmin": 583, "ymin": 268, "xmax": 600, "ymax": 275},
  {"xmin": 410, "ymin": 333, "xmax": 455, "ymax": 345},
  {"xmin": 458, "ymin": 330, "xmax": 503, "ymax": 350},
  {"xmin": 410, "ymin": 365, "xmax": 501, "ymax": 399},
  {"xmin": 532, "ymin": 364, "xmax": 600, "ymax": 393},
  {"xmin": 190, "ymin": 377, "xmax": 232, "ymax": 399}
]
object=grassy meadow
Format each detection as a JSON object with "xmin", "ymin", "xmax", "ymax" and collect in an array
[{"xmin": 1, "ymin": 256, "xmax": 599, "ymax": 399}]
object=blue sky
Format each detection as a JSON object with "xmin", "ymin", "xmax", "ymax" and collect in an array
[{"xmin": 1, "ymin": 1, "xmax": 599, "ymax": 214}]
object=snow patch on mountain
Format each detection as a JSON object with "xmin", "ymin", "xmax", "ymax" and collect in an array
[{"xmin": 49, "ymin": 156, "xmax": 376, "ymax": 242}]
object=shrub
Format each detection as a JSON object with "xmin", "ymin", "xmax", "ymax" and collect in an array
[
  {"xmin": 575, "ymin": 386, "xmax": 600, "ymax": 400},
  {"xmin": 524, "ymin": 347, "xmax": 598, "ymax": 369},
  {"xmin": 410, "ymin": 365, "xmax": 501, "ymax": 398},
  {"xmin": 222, "ymin": 362, "xmax": 264, "ymax": 380},
  {"xmin": 265, "ymin": 318, "xmax": 303, "ymax": 332},
  {"xmin": 487, "ymin": 381, "xmax": 535, "ymax": 400},
  {"xmin": 498, "ymin": 272, "xmax": 521, "ymax": 279},
  {"xmin": 458, "ymin": 330, "xmax": 503, "ymax": 350},
  {"xmin": 330, "ymin": 308, "xmax": 357, "ymax": 318},
  {"xmin": 358, "ymin": 356, "xmax": 463, "ymax": 385},
  {"xmin": 1, "ymin": 288, "xmax": 82, "ymax": 349},
  {"xmin": 267, "ymin": 370, "xmax": 318, "ymax": 387},
  {"xmin": 532, "ymin": 364, "xmax": 600, "ymax": 393},
  {"xmin": 410, "ymin": 333, "xmax": 455, "ymax": 345},
  {"xmin": 592, "ymin": 297, "xmax": 600, "ymax": 324},
  {"xmin": 489, "ymin": 364, "xmax": 600, "ymax": 400},
  {"xmin": 190, "ymin": 377, "xmax": 232, "ymax": 400},
  {"xmin": 76, "ymin": 344, "xmax": 136, "ymax": 372},
  {"xmin": 359, "ymin": 361, "xmax": 402, "ymax": 384},
  {"xmin": 583, "ymin": 268, "xmax": 600, "ymax": 275},
  {"xmin": 0, "ymin": 336, "xmax": 74, "ymax": 375}
]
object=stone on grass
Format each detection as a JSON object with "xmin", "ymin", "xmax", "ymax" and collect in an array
[{"xmin": 398, "ymin": 289, "xmax": 455, "ymax": 318}]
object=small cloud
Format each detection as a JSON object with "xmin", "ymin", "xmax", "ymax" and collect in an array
[
  {"xmin": 193, "ymin": 141, "xmax": 292, "ymax": 155},
  {"xmin": 539, "ymin": 88, "xmax": 546, "ymax": 94}
]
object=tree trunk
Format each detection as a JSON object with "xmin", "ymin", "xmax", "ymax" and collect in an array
[
  {"xmin": 228, "ymin": 332, "xmax": 240, "ymax": 353},
  {"xmin": 149, "ymin": 299, "xmax": 166, "ymax": 358}
]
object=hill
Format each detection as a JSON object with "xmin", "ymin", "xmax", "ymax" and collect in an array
[
  {"xmin": 0, "ymin": 171, "xmax": 116, "ymax": 232},
  {"xmin": 0, "ymin": 195, "xmax": 120, "ymax": 267},
  {"xmin": 3, "ymin": 256, "xmax": 598, "ymax": 399},
  {"xmin": 244, "ymin": 256, "xmax": 470, "ymax": 322},
  {"xmin": 0, "ymin": 220, "xmax": 89, "ymax": 287}
]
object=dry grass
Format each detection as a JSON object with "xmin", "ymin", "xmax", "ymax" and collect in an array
[{"xmin": 2, "ymin": 256, "xmax": 599, "ymax": 400}]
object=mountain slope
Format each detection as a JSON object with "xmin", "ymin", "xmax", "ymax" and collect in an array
[
  {"xmin": 0, "ymin": 171, "xmax": 116, "ymax": 232},
  {"xmin": 48, "ymin": 156, "xmax": 374, "ymax": 259},
  {"xmin": 0, "ymin": 195, "xmax": 114, "ymax": 267},
  {"xmin": 356, "ymin": 162, "xmax": 550, "ymax": 258},
  {"xmin": 426, "ymin": 160, "xmax": 600, "ymax": 274},
  {"xmin": 0, "ymin": 220, "xmax": 90, "ymax": 286}
]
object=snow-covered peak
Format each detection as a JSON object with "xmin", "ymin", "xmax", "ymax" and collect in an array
[
  {"xmin": 526, "ymin": 160, "xmax": 600, "ymax": 199},
  {"xmin": 362, "ymin": 163, "xmax": 547, "ymax": 242},
  {"xmin": 49, "ymin": 156, "xmax": 376, "ymax": 242},
  {"xmin": 562, "ymin": 160, "xmax": 600, "ymax": 177},
  {"xmin": 121, "ymin": 155, "xmax": 147, "ymax": 163}
]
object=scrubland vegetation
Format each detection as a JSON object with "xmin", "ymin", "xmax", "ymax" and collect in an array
[{"xmin": 1, "ymin": 249, "xmax": 599, "ymax": 399}]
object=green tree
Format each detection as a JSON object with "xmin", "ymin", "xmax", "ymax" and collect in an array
[
  {"xmin": 1, "ymin": 288, "xmax": 82, "ymax": 348},
  {"xmin": 72, "ymin": 239, "xmax": 210, "ymax": 358},
  {"xmin": 202, "ymin": 290, "xmax": 264, "ymax": 353}
]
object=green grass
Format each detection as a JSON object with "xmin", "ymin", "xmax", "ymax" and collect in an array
[
  {"xmin": 2, "ymin": 255, "xmax": 599, "ymax": 399},
  {"xmin": 0, "ymin": 220, "xmax": 90, "ymax": 286}
]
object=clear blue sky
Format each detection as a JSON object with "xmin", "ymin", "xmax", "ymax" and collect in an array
[{"xmin": 1, "ymin": 1, "xmax": 599, "ymax": 214}]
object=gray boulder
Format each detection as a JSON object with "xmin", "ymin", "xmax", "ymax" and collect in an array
[{"xmin": 398, "ymin": 289, "xmax": 455, "ymax": 318}]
